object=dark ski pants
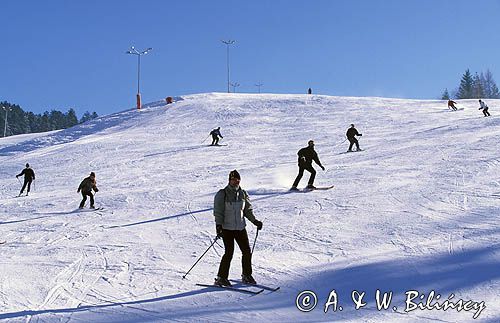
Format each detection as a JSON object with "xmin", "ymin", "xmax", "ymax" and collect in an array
[
  {"xmin": 211, "ymin": 135, "xmax": 219, "ymax": 145},
  {"xmin": 348, "ymin": 138, "xmax": 360, "ymax": 151},
  {"xmin": 292, "ymin": 164, "xmax": 316, "ymax": 187},
  {"xmin": 217, "ymin": 228, "xmax": 252, "ymax": 279},
  {"xmin": 79, "ymin": 191, "xmax": 95, "ymax": 208},
  {"xmin": 20, "ymin": 179, "xmax": 32, "ymax": 194},
  {"xmin": 482, "ymin": 109, "xmax": 491, "ymax": 117}
]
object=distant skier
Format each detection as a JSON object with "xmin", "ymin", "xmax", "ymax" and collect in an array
[
  {"xmin": 448, "ymin": 99, "xmax": 458, "ymax": 111},
  {"xmin": 210, "ymin": 127, "xmax": 223, "ymax": 146},
  {"xmin": 16, "ymin": 163, "xmax": 35, "ymax": 196},
  {"xmin": 478, "ymin": 99, "xmax": 491, "ymax": 117},
  {"xmin": 77, "ymin": 172, "xmax": 99, "ymax": 209},
  {"xmin": 346, "ymin": 124, "xmax": 363, "ymax": 152},
  {"xmin": 214, "ymin": 170, "xmax": 263, "ymax": 287},
  {"xmin": 291, "ymin": 140, "xmax": 325, "ymax": 190},
  {"xmin": 308, "ymin": 88, "xmax": 312, "ymax": 95}
]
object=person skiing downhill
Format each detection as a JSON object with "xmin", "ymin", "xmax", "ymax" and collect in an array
[
  {"xmin": 346, "ymin": 124, "xmax": 363, "ymax": 152},
  {"xmin": 77, "ymin": 172, "xmax": 99, "ymax": 209},
  {"xmin": 448, "ymin": 99, "xmax": 458, "ymax": 111},
  {"xmin": 479, "ymin": 99, "xmax": 491, "ymax": 117},
  {"xmin": 210, "ymin": 127, "xmax": 223, "ymax": 146},
  {"xmin": 291, "ymin": 140, "xmax": 325, "ymax": 190},
  {"xmin": 16, "ymin": 163, "xmax": 35, "ymax": 196},
  {"xmin": 214, "ymin": 170, "xmax": 263, "ymax": 287}
]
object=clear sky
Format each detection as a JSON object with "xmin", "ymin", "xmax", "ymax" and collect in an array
[{"xmin": 1, "ymin": 0, "xmax": 500, "ymax": 116}]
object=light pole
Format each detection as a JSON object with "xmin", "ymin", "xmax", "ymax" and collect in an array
[
  {"xmin": 221, "ymin": 40, "xmax": 235, "ymax": 93},
  {"xmin": 230, "ymin": 82, "xmax": 240, "ymax": 93},
  {"xmin": 2, "ymin": 106, "xmax": 12, "ymax": 137},
  {"xmin": 255, "ymin": 83, "xmax": 263, "ymax": 93},
  {"xmin": 126, "ymin": 46, "xmax": 153, "ymax": 110}
]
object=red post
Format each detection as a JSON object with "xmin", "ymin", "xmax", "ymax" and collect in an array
[{"xmin": 136, "ymin": 93, "xmax": 141, "ymax": 110}]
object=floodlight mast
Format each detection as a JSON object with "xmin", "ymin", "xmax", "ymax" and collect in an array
[
  {"xmin": 221, "ymin": 40, "xmax": 235, "ymax": 93},
  {"xmin": 126, "ymin": 46, "xmax": 152, "ymax": 109}
]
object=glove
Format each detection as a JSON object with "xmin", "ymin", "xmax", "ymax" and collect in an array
[
  {"xmin": 359, "ymin": 134, "xmax": 363, "ymax": 136},
  {"xmin": 253, "ymin": 220, "xmax": 263, "ymax": 230},
  {"xmin": 77, "ymin": 189, "xmax": 80, "ymax": 193},
  {"xmin": 216, "ymin": 224, "xmax": 223, "ymax": 237},
  {"xmin": 94, "ymin": 188, "xmax": 99, "ymax": 193},
  {"xmin": 320, "ymin": 165, "xmax": 325, "ymax": 171}
]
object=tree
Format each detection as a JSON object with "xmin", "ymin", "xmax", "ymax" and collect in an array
[
  {"xmin": 472, "ymin": 72, "xmax": 484, "ymax": 99},
  {"xmin": 457, "ymin": 69, "xmax": 474, "ymax": 99},
  {"xmin": 441, "ymin": 88, "xmax": 450, "ymax": 100},
  {"xmin": 482, "ymin": 69, "xmax": 500, "ymax": 99},
  {"xmin": 79, "ymin": 111, "xmax": 99, "ymax": 123}
]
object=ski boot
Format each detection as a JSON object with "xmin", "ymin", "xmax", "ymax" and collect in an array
[
  {"xmin": 242, "ymin": 275, "xmax": 257, "ymax": 285},
  {"xmin": 214, "ymin": 276, "xmax": 231, "ymax": 287}
]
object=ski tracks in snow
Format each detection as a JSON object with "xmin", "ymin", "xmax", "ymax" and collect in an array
[{"xmin": 31, "ymin": 245, "xmax": 107, "ymax": 320}]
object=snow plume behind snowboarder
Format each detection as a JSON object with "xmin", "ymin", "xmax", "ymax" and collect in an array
[
  {"xmin": 213, "ymin": 170, "xmax": 263, "ymax": 287},
  {"xmin": 77, "ymin": 172, "xmax": 99, "ymax": 209},
  {"xmin": 210, "ymin": 127, "xmax": 223, "ymax": 146},
  {"xmin": 16, "ymin": 163, "xmax": 35, "ymax": 196},
  {"xmin": 291, "ymin": 140, "xmax": 325, "ymax": 190}
]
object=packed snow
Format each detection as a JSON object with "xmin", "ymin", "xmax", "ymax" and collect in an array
[{"xmin": 0, "ymin": 93, "xmax": 499, "ymax": 322}]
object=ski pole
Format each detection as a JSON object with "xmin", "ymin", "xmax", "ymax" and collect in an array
[
  {"xmin": 16, "ymin": 177, "xmax": 22, "ymax": 185},
  {"xmin": 182, "ymin": 236, "xmax": 220, "ymax": 279},
  {"xmin": 201, "ymin": 134, "xmax": 210, "ymax": 144},
  {"xmin": 251, "ymin": 229, "xmax": 259, "ymax": 254}
]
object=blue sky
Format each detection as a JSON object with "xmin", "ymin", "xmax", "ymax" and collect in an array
[{"xmin": 1, "ymin": 0, "xmax": 500, "ymax": 116}]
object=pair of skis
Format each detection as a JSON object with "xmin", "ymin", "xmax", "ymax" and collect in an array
[{"xmin": 196, "ymin": 280, "xmax": 280, "ymax": 295}]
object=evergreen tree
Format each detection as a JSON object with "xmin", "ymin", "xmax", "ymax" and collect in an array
[
  {"xmin": 482, "ymin": 69, "xmax": 500, "ymax": 99},
  {"xmin": 66, "ymin": 108, "xmax": 79, "ymax": 127},
  {"xmin": 441, "ymin": 88, "xmax": 450, "ymax": 100},
  {"xmin": 472, "ymin": 72, "xmax": 484, "ymax": 99},
  {"xmin": 79, "ymin": 111, "xmax": 98, "ymax": 123},
  {"xmin": 457, "ymin": 69, "xmax": 474, "ymax": 99}
]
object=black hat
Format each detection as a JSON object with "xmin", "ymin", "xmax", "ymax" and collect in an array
[
  {"xmin": 229, "ymin": 170, "xmax": 240, "ymax": 180},
  {"xmin": 26, "ymin": 163, "xmax": 30, "ymax": 168},
  {"xmin": 90, "ymin": 172, "xmax": 95, "ymax": 177}
]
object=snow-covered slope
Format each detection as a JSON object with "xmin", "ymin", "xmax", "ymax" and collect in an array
[{"xmin": 0, "ymin": 93, "xmax": 499, "ymax": 322}]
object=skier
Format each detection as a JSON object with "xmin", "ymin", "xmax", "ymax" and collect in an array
[
  {"xmin": 16, "ymin": 163, "xmax": 35, "ymax": 196},
  {"xmin": 308, "ymin": 88, "xmax": 312, "ymax": 95},
  {"xmin": 210, "ymin": 127, "xmax": 223, "ymax": 146},
  {"xmin": 77, "ymin": 172, "xmax": 99, "ymax": 209},
  {"xmin": 346, "ymin": 124, "xmax": 363, "ymax": 152},
  {"xmin": 214, "ymin": 170, "xmax": 263, "ymax": 287},
  {"xmin": 479, "ymin": 99, "xmax": 491, "ymax": 117},
  {"xmin": 291, "ymin": 140, "xmax": 325, "ymax": 190},
  {"xmin": 448, "ymin": 99, "xmax": 458, "ymax": 111}
]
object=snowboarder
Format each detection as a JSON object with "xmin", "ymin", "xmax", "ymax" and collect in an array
[
  {"xmin": 448, "ymin": 99, "xmax": 458, "ymax": 111},
  {"xmin": 346, "ymin": 124, "xmax": 363, "ymax": 152},
  {"xmin": 479, "ymin": 99, "xmax": 491, "ymax": 117},
  {"xmin": 16, "ymin": 163, "xmax": 35, "ymax": 196},
  {"xmin": 77, "ymin": 172, "xmax": 99, "ymax": 209},
  {"xmin": 214, "ymin": 170, "xmax": 263, "ymax": 287},
  {"xmin": 291, "ymin": 140, "xmax": 325, "ymax": 190},
  {"xmin": 308, "ymin": 88, "xmax": 312, "ymax": 95},
  {"xmin": 210, "ymin": 127, "xmax": 223, "ymax": 146}
]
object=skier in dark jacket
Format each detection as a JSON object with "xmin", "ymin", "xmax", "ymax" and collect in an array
[
  {"xmin": 214, "ymin": 170, "xmax": 263, "ymax": 287},
  {"xmin": 479, "ymin": 99, "xmax": 491, "ymax": 117},
  {"xmin": 346, "ymin": 124, "xmax": 362, "ymax": 152},
  {"xmin": 16, "ymin": 163, "xmax": 35, "ymax": 196},
  {"xmin": 448, "ymin": 99, "xmax": 458, "ymax": 111},
  {"xmin": 77, "ymin": 172, "xmax": 99, "ymax": 209},
  {"xmin": 291, "ymin": 140, "xmax": 325, "ymax": 190},
  {"xmin": 210, "ymin": 127, "xmax": 223, "ymax": 145}
]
